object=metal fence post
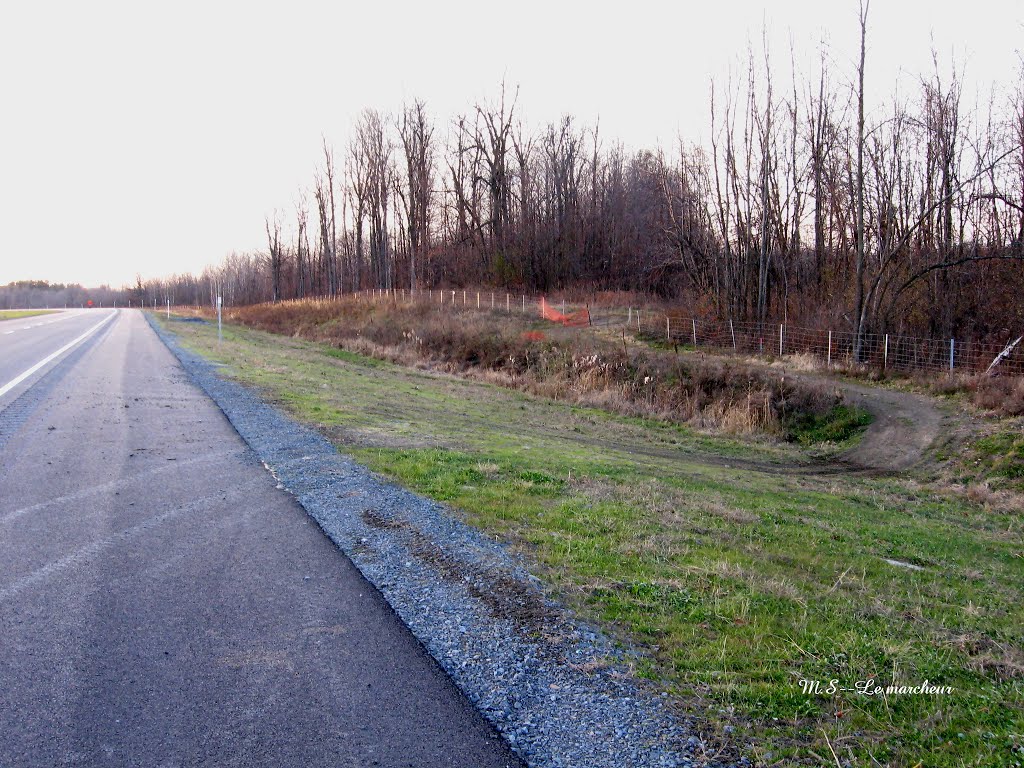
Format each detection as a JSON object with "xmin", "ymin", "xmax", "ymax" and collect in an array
[
  {"xmin": 950, "ymin": 338, "xmax": 955, "ymax": 371},
  {"xmin": 779, "ymin": 324, "xmax": 784, "ymax": 357},
  {"xmin": 692, "ymin": 318, "xmax": 697, "ymax": 347},
  {"xmin": 666, "ymin": 316, "xmax": 670, "ymax": 341},
  {"xmin": 884, "ymin": 334, "xmax": 889, "ymax": 369},
  {"xmin": 827, "ymin": 330, "xmax": 832, "ymax": 366},
  {"xmin": 729, "ymin": 319, "xmax": 736, "ymax": 351}
]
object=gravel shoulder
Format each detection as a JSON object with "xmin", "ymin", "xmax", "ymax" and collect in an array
[{"xmin": 147, "ymin": 315, "xmax": 717, "ymax": 768}]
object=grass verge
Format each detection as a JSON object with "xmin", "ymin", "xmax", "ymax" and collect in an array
[
  {"xmin": 158, "ymin": 313, "xmax": 1023, "ymax": 768},
  {"xmin": 0, "ymin": 309, "xmax": 58, "ymax": 321}
]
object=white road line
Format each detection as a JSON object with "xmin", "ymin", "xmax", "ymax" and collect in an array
[
  {"xmin": 0, "ymin": 312, "xmax": 74, "ymax": 334},
  {"xmin": 0, "ymin": 311, "xmax": 117, "ymax": 399}
]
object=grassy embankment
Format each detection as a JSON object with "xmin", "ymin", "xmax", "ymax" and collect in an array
[
  {"xmin": 0, "ymin": 309, "xmax": 58, "ymax": 320},
  {"xmin": 924, "ymin": 377, "xmax": 1024, "ymax": 495},
  {"xmin": 157, "ymin": 307, "xmax": 1022, "ymax": 767}
]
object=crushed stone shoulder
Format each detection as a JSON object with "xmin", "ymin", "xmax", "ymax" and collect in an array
[{"xmin": 147, "ymin": 315, "xmax": 730, "ymax": 768}]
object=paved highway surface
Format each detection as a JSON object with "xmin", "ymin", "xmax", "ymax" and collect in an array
[{"xmin": 0, "ymin": 309, "xmax": 522, "ymax": 767}]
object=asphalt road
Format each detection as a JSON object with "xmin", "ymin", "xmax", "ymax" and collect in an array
[
  {"xmin": 0, "ymin": 310, "xmax": 522, "ymax": 767},
  {"xmin": 0, "ymin": 309, "xmax": 114, "ymax": 406}
]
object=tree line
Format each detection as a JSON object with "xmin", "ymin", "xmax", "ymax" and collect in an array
[
  {"xmin": 143, "ymin": 6, "xmax": 1024, "ymax": 345},
  {"xmin": 0, "ymin": 281, "xmax": 122, "ymax": 310}
]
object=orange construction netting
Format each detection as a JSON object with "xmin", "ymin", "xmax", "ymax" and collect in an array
[{"xmin": 539, "ymin": 298, "xmax": 591, "ymax": 327}]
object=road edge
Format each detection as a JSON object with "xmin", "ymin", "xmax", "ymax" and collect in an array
[{"xmin": 144, "ymin": 313, "xmax": 715, "ymax": 768}]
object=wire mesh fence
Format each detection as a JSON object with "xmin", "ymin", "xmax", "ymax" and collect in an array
[{"xmin": 352, "ymin": 288, "xmax": 1024, "ymax": 378}]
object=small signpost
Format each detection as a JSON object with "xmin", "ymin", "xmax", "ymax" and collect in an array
[{"xmin": 217, "ymin": 296, "xmax": 223, "ymax": 342}]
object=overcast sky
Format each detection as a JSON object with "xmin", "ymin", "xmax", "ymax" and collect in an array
[{"xmin": 1, "ymin": 0, "xmax": 1021, "ymax": 288}]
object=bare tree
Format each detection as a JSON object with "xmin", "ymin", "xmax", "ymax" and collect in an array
[
  {"xmin": 295, "ymin": 194, "xmax": 309, "ymax": 299},
  {"xmin": 265, "ymin": 212, "xmax": 283, "ymax": 302},
  {"xmin": 398, "ymin": 100, "xmax": 435, "ymax": 291},
  {"xmin": 314, "ymin": 139, "xmax": 340, "ymax": 296},
  {"xmin": 853, "ymin": 0, "xmax": 870, "ymax": 359}
]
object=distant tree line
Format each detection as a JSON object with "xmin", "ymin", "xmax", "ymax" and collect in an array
[
  {"xmin": 143, "ymin": 6, "xmax": 1024, "ymax": 345},
  {"xmin": 0, "ymin": 281, "xmax": 125, "ymax": 310}
]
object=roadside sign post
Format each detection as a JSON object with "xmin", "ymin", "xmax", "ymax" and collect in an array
[{"xmin": 217, "ymin": 296, "xmax": 223, "ymax": 342}]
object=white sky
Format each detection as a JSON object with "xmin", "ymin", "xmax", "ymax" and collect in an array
[{"xmin": 1, "ymin": 0, "xmax": 1021, "ymax": 288}]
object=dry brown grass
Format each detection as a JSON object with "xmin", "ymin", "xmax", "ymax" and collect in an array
[
  {"xmin": 973, "ymin": 375, "xmax": 1024, "ymax": 416},
  {"xmin": 220, "ymin": 298, "xmax": 840, "ymax": 437},
  {"xmin": 908, "ymin": 370, "xmax": 1024, "ymax": 417}
]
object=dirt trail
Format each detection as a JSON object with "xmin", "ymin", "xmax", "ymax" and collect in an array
[
  {"xmin": 771, "ymin": 363, "xmax": 974, "ymax": 476},
  {"xmin": 661, "ymin": 345, "xmax": 963, "ymax": 475},
  {"xmin": 832, "ymin": 380, "xmax": 947, "ymax": 471}
]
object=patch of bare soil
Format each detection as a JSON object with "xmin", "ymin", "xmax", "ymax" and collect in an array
[
  {"xmin": 834, "ymin": 380, "xmax": 949, "ymax": 471},
  {"xmin": 360, "ymin": 508, "xmax": 554, "ymax": 632}
]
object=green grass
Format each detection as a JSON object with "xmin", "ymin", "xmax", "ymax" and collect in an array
[
  {"xmin": 0, "ymin": 309, "xmax": 58, "ymax": 320},
  {"xmin": 158, "ymin": 313, "xmax": 1024, "ymax": 767},
  {"xmin": 972, "ymin": 432, "xmax": 1024, "ymax": 480},
  {"xmin": 957, "ymin": 428, "xmax": 1024, "ymax": 492},
  {"xmin": 786, "ymin": 404, "xmax": 874, "ymax": 447}
]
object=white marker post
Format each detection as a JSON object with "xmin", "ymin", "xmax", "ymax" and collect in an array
[
  {"xmin": 217, "ymin": 296, "xmax": 223, "ymax": 342},
  {"xmin": 166, "ymin": 299, "xmax": 170, "ymax": 319}
]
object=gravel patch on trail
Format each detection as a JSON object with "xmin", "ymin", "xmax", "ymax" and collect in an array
[{"xmin": 147, "ymin": 315, "xmax": 736, "ymax": 768}]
